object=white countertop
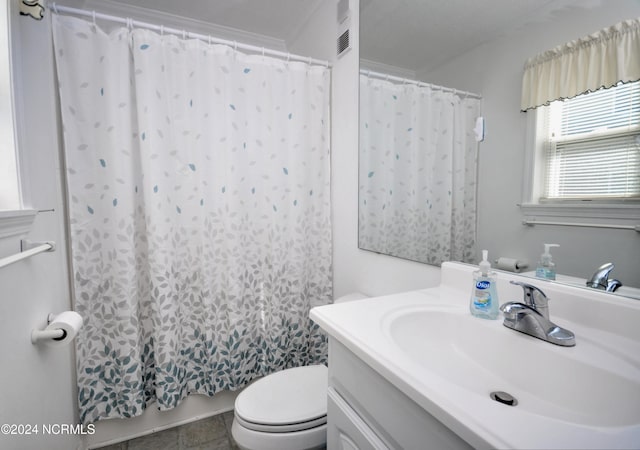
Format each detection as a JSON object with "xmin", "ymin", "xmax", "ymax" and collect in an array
[{"xmin": 310, "ymin": 262, "xmax": 640, "ymax": 449}]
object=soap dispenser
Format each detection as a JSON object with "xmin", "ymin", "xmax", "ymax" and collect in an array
[
  {"xmin": 469, "ymin": 250, "xmax": 499, "ymax": 320},
  {"xmin": 535, "ymin": 244, "xmax": 559, "ymax": 280}
]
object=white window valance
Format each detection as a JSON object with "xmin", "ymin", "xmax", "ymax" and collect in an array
[{"xmin": 521, "ymin": 18, "xmax": 640, "ymax": 111}]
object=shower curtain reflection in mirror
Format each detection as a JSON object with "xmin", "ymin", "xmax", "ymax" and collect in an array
[
  {"xmin": 52, "ymin": 14, "xmax": 331, "ymax": 424},
  {"xmin": 359, "ymin": 74, "xmax": 481, "ymax": 265}
]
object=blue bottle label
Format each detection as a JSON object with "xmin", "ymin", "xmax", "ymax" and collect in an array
[
  {"xmin": 473, "ymin": 280, "xmax": 492, "ymax": 309},
  {"xmin": 536, "ymin": 267, "xmax": 556, "ymax": 280}
]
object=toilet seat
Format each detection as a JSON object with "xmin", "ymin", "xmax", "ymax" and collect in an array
[
  {"xmin": 234, "ymin": 365, "xmax": 328, "ymax": 433},
  {"xmin": 235, "ymin": 413, "xmax": 327, "ymax": 433}
]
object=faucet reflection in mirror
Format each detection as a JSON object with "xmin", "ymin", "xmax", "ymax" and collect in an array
[
  {"xmin": 586, "ymin": 262, "xmax": 623, "ymax": 293},
  {"xmin": 358, "ymin": 72, "xmax": 482, "ymax": 265}
]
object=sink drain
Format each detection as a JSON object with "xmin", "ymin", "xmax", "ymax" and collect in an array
[{"xmin": 490, "ymin": 391, "xmax": 518, "ymax": 406}]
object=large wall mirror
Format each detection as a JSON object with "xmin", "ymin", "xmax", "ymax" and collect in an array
[{"xmin": 359, "ymin": 0, "xmax": 640, "ymax": 298}]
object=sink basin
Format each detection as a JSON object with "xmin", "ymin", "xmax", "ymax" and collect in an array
[{"xmin": 384, "ymin": 306, "xmax": 640, "ymax": 427}]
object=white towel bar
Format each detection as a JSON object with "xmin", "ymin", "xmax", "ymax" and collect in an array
[
  {"xmin": 0, "ymin": 240, "xmax": 55, "ymax": 269},
  {"xmin": 522, "ymin": 220, "xmax": 640, "ymax": 232}
]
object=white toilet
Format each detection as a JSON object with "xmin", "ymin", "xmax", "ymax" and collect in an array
[{"xmin": 231, "ymin": 292, "xmax": 368, "ymax": 450}]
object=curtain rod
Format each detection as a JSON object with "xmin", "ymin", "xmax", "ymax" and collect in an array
[
  {"xmin": 48, "ymin": 3, "xmax": 332, "ymax": 68},
  {"xmin": 360, "ymin": 69, "xmax": 481, "ymax": 99}
]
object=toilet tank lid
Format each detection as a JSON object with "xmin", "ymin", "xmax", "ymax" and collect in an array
[
  {"xmin": 334, "ymin": 292, "xmax": 368, "ymax": 303},
  {"xmin": 235, "ymin": 365, "xmax": 328, "ymax": 426}
]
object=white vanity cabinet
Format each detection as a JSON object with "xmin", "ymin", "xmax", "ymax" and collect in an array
[
  {"xmin": 327, "ymin": 386, "xmax": 387, "ymax": 450},
  {"xmin": 326, "ymin": 338, "xmax": 472, "ymax": 450}
]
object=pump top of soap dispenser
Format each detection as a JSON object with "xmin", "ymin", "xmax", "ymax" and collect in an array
[
  {"xmin": 540, "ymin": 244, "xmax": 559, "ymax": 265},
  {"xmin": 479, "ymin": 249, "xmax": 491, "ymax": 276}
]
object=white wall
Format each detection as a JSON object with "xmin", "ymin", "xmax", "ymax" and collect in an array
[
  {"xmin": 422, "ymin": 1, "xmax": 640, "ymax": 287},
  {"xmin": 0, "ymin": 2, "xmax": 79, "ymax": 449}
]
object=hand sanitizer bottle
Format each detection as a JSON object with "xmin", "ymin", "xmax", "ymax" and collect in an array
[
  {"xmin": 535, "ymin": 244, "xmax": 559, "ymax": 280},
  {"xmin": 470, "ymin": 250, "xmax": 499, "ymax": 320}
]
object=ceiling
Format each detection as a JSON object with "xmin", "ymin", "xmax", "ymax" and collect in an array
[
  {"xmin": 360, "ymin": 0, "xmax": 613, "ymax": 73},
  {"xmin": 68, "ymin": 0, "xmax": 599, "ymax": 73},
  {"xmin": 360, "ymin": 0, "xmax": 555, "ymax": 73}
]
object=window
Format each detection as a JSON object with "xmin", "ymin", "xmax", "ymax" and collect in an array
[
  {"xmin": 0, "ymin": 0, "xmax": 21, "ymax": 211},
  {"xmin": 540, "ymin": 81, "xmax": 640, "ymax": 202},
  {"xmin": 0, "ymin": 1, "xmax": 36, "ymax": 238},
  {"xmin": 520, "ymin": 18, "xmax": 640, "ymax": 224}
]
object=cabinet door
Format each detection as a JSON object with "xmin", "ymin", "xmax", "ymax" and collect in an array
[{"xmin": 327, "ymin": 388, "xmax": 389, "ymax": 450}]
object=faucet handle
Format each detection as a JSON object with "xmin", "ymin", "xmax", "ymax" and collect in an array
[
  {"xmin": 607, "ymin": 279, "xmax": 623, "ymax": 292},
  {"xmin": 500, "ymin": 301, "xmax": 543, "ymax": 320},
  {"xmin": 510, "ymin": 281, "xmax": 549, "ymax": 319}
]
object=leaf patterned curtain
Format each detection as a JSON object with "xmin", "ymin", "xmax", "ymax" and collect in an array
[
  {"xmin": 52, "ymin": 14, "xmax": 332, "ymax": 424},
  {"xmin": 359, "ymin": 75, "xmax": 480, "ymax": 265}
]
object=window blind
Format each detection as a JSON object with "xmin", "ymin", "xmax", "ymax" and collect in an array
[{"xmin": 543, "ymin": 81, "xmax": 640, "ymax": 200}]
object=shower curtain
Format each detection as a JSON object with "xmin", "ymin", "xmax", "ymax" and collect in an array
[
  {"xmin": 359, "ymin": 75, "xmax": 480, "ymax": 264},
  {"xmin": 52, "ymin": 14, "xmax": 332, "ymax": 424}
]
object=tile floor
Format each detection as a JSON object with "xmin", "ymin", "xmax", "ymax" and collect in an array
[{"xmin": 97, "ymin": 411, "xmax": 239, "ymax": 450}]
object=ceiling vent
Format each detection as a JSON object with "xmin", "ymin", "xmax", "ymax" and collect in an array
[{"xmin": 337, "ymin": 28, "xmax": 350, "ymax": 57}]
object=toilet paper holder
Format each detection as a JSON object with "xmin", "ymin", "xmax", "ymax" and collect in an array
[{"xmin": 31, "ymin": 313, "xmax": 69, "ymax": 344}]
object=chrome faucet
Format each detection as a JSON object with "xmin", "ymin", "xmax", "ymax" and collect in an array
[
  {"xmin": 586, "ymin": 262, "xmax": 623, "ymax": 292},
  {"xmin": 500, "ymin": 281, "xmax": 575, "ymax": 347}
]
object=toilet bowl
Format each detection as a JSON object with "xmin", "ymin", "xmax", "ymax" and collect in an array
[{"xmin": 231, "ymin": 292, "xmax": 368, "ymax": 450}]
